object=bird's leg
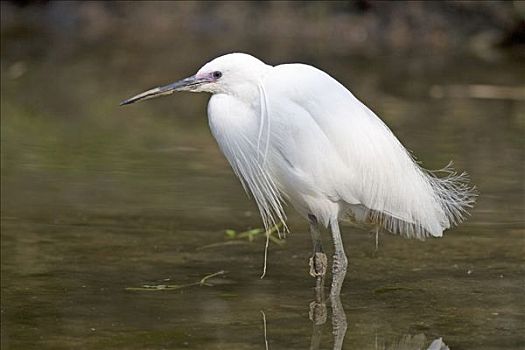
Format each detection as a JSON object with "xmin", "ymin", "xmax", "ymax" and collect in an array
[
  {"xmin": 308, "ymin": 214, "xmax": 327, "ymax": 281},
  {"xmin": 329, "ymin": 220, "xmax": 348, "ymax": 297}
]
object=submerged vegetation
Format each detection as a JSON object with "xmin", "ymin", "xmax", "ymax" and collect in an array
[
  {"xmin": 224, "ymin": 223, "xmax": 284, "ymax": 246},
  {"xmin": 125, "ymin": 270, "xmax": 227, "ymax": 292}
]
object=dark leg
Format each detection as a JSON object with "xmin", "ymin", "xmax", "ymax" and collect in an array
[
  {"xmin": 329, "ymin": 219, "xmax": 348, "ymax": 297},
  {"xmin": 308, "ymin": 214, "xmax": 328, "ymax": 281}
]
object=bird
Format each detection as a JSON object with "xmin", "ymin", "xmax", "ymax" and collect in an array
[{"xmin": 121, "ymin": 53, "xmax": 476, "ymax": 296}]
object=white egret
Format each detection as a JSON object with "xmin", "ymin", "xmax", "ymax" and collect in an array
[{"xmin": 121, "ymin": 53, "xmax": 476, "ymax": 296}]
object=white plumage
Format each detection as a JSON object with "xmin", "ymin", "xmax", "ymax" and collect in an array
[
  {"xmin": 121, "ymin": 52, "xmax": 477, "ymax": 295},
  {"xmin": 205, "ymin": 53, "xmax": 475, "ymax": 239}
]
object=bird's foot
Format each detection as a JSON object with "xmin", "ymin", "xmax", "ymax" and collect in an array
[
  {"xmin": 331, "ymin": 252, "xmax": 348, "ymax": 275},
  {"xmin": 330, "ymin": 252, "xmax": 348, "ymax": 297},
  {"xmin": 309, "ymin": 252, "xmax": 328, "ymax": 278}
]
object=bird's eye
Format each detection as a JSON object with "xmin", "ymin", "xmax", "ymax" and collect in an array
[{"xmin": 213, "ymin": 71, "xmax": 222, "ymax": 79}]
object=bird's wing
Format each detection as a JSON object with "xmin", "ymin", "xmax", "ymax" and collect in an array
[{"xmin": 264, "ymin": 64, "xmax": 475, "ymax": 238}]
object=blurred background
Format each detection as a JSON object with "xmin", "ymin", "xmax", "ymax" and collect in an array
[{"xmin": 1, "ymin": 1, "xmax": 524, "ymax": 349}]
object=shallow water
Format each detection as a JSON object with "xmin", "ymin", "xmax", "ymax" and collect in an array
[{"xmin": 2, "ymin": 11, "xmax": 525, "ymax": 350}]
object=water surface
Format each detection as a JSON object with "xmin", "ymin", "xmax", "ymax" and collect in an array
[{"xmin": 1, "ymin": 13, "xmax": 524, "ymax": 350}]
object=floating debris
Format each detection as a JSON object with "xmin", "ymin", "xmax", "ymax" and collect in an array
[{"xmin": 125, "ymin": 270, "xmax": 228, "ymax": 291}]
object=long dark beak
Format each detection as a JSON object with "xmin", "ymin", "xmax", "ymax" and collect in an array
[{"xmin": 120, "ymin": 75, "xmax": 205, "ymax": 106}]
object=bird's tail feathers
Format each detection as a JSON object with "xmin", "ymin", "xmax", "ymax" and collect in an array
[
  {"xmin": 346, "ymin": 162, "xmax": 477, "ymax": 240},
  {"xmin": 424, "ymin": 161, "xmax": 477, "ymax": 230}
]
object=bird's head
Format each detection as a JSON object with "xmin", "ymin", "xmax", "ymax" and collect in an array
[{"xmin": 120, "ymin": 53, "xmax": 271, "ymax": 105}]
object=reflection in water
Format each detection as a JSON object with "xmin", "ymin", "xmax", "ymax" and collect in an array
[
  {"xmin": 304, "ymin": 232, "xmax": 450, "ymax": 350},
  {"xmin": 378, "ymin": 335, "xmax": 449, "ymax": 350},
  {"xmin": 308, "ymin": 286, "xmax": 449, "ymax": 350},
  {"xmin": 261, "ymin": 311, "xmax": 269, "ymax": 350},
  {"xmin": 304, "ymin": 274, "xmax": 450, "ymax": 350},
  {"xmin": 305, "ymin": 275, "xmax": 449, "ymax": 350},
  {"xmin": 261, "ymin": 282, "xmax": 451, "ymax": 350},
  {"xmin": 308, "ymin": 273, "xmax": 348, "ymax": 350}
]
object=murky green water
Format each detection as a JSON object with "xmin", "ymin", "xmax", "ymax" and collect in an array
[{"xmin": 2, "ymin": 11, "xmax": 525, "ymax": 349}]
